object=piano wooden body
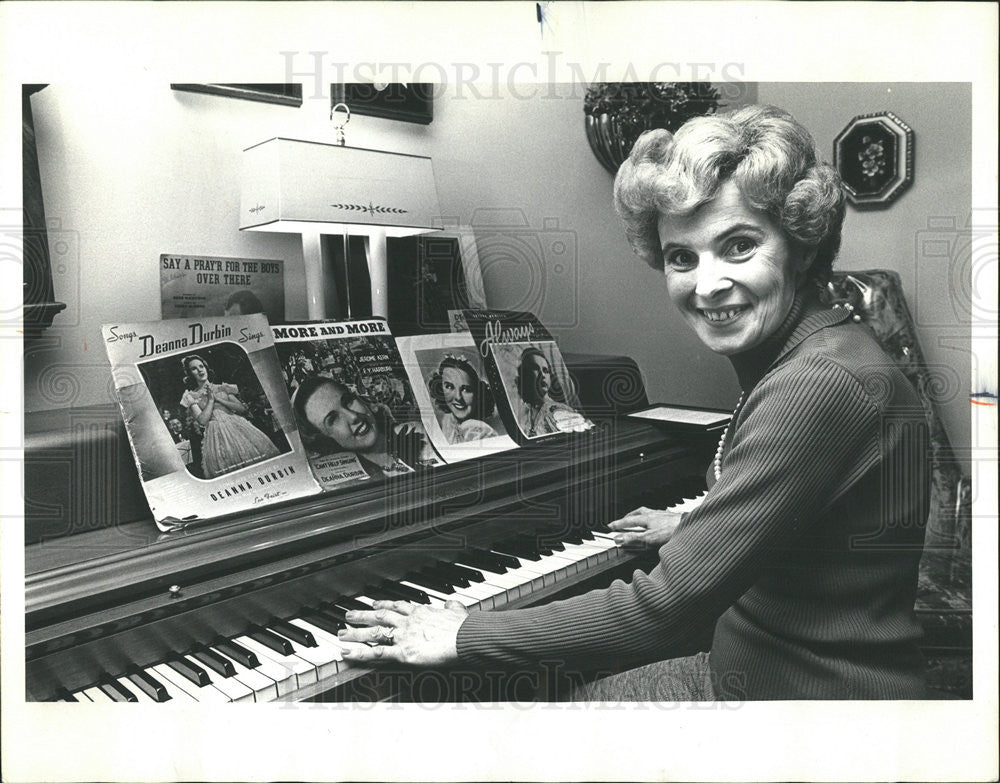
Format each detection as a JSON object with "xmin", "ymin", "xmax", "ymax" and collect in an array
[{"xmin": 25, "ymin": 354, "xmax": 716, "ymax": 703}]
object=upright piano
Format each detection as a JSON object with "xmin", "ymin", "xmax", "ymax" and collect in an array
[{"xmin": 24, "ymin": 354, "xmax": 716, "ymax": 703}]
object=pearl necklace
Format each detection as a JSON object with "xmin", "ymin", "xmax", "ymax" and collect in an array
[{"xmin": 714, "ymin": 392, "xmax": 746, "ymax": 480}]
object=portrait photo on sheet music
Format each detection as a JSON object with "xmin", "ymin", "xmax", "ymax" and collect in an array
[
  {"xmin": 136, "ymin": 341, "xmax": 291, "ymax": 481},
  {"xmin": 491, "ymin": 341, "xmax": 589, "ymax": 440},
  {"xmin": 276, "ymin": 335, "xmax": 426, "ymax": 430},
  {"xmin": 414, "ymin": 346, "xmax": 508, "ymax": 444},
  {"xmin": 275, "ymin": 333, "xmax": 442, "ymax": 487}
]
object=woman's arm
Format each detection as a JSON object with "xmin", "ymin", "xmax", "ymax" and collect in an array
[
  {"xmin": 189, "ymin": 393, "xmax": 214, "ymax": 427},
  {"xmin": 210, "ymin": 384, "xmax": 248, "ymax": 415},
  {"xmin": 454, "ymin": 355, "xmax": 882, "ymax": 672}
]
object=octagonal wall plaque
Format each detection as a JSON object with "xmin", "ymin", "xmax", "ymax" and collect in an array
[{"xmin": 833, "ymin": 111, "xmax": 914, "ymax": 208}]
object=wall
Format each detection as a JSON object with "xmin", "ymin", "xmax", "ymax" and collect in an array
[
  {"xmin": 757, "ymin": 83, "xmax": 972, "ymax": 463},
  {"xmin": 28, "ymin": 82, "xmax": 971, "ymax": 465}
]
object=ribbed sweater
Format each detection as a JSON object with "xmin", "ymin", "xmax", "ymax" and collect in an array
[{"xmin": 457, "ymin": 297, "xmax": 930, "ymax": 699}]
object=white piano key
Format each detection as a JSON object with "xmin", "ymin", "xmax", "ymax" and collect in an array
[
  {"xmin": 81, "ymin": 686, "xmax": 113, "ymax": 702},
  {"xmin": 485, "ymin": 561, "xmax": 547, "ymax": 595},
  {"xmin": 453, "ymin": 562, "xmax": 527, "ymax": 600},
  {"xmin": 537, "ymin": 550, "xmax": 582, "ymax": 577},
  {"xmin": 215, "ymin": 643, "xmax": 296, "ymax": 698},
  {"xmin": 116, "ymin": 676, "xmax": 155, "ymax": 703},
  {"xmin": 140, "ymin": 667, "xmax": 195, "ymax": 702},
  {"xmin": 507, "ymin": 554, "xmax": 565, "ymax": 586},
  {"xmin": 289, "ymin": 618, "xmax": 369, "ymax": 662},
  {"xmin": 208, "ymin": 647, "xmax": 280, "ymax": 702},
  {"xmin": 151, "ymin": 663, "xmax": 231, "ymax": 704},
  {"xmin": 400, "ymin": 580, "xmax": 481, "ymax": 608},
  {"xmin": 445, "ymin": 580, "xmax": 500, "ymax": 609},
  {"xmin": 72, "ymin": 688, "xmax": 94, "ymax": 702},
  {"xmin": 183, "ymin": 654, "xmax": 255, "ymax": 703},
  {"xmin": 456, "ymin": 578, "xmax": 508, "ymax": 598},
  {"xmin": 277, "ymin": 632, "xmax": 343, "ymax": 681},
  {"xmin": 559, "ymin": 540, "xmax": 613, "ymax": 568},
  {"xmin": 235, "ymin": 635, "xmax": 317, "ymax": 688}
]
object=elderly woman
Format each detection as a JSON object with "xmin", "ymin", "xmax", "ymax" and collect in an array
[{"xmin": 335, "ymin": 105, "xmax": 930, "ymax": 700}]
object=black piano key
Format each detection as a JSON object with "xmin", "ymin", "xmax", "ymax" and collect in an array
[
  {"xmin": 548, "ymin": 528, "xmax": 582, "ymax": 545},
  {"xmin": 267, "ymin": 618, "xmax": 317, "ymax": 648},
  {"xmin": 213, "ymin": 638, "xmax": 260, "ymax": 670},
  {"xmin": 468, "ymin": 547, "xmax": 518, "ymax": 571},
  {"xmin": 53, "ymin": 687, "xmax": 78, "ymax": 702},
  {"xmin": 437, "ymin": 561, "xmax": 486, "ymax": 583},
  {"xmin": 528, "ymin": 529, "xmax": 566, "ymax": 550},
  {"xmin": 99, "ymin": 675, "xmax": 139, "ymax": 702},
  {"xmin": 192, "ymin": 646, "xmax": 236, "ymax": 678},
  {"xmin": 334, "ymin": 596, "xmax": 372, "ymax": 613},
  {"xmin": 317, "ymin": 602, "xmax": 349, "ymax": 625},
  {"xmin": 406, "ymin": 570, "xmax": 457, "ymax": 595},
  {"xmin": 166, "ymin": 655, "xmax": 211, "ymax": 687},
  {"xmin": 246, "ymin": 626, "xmax": 294, "ymax": 656},
  {"xmin": 508, "ymin": 536, "xmax": 554, "ymax": 557},
  {"xmin": 421, "ymin": 564, "xmax": 470, "ymax": 588},
  {"xmin": 490, "ymin": 539, "xmax": 543, "ymax": 561},
  {"xmin": 368, "ymin": 581, "xmax": 431, "ymax": 605},
  {"xmin": 300, "ymin": 608, "xmax": 346, "ymax": 636},
  {"xmin": 127, "ymin": 668, "xmax": 171, "ymax": 702}
]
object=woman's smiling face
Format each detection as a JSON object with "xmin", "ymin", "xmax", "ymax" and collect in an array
[
  {"xmin": 441, "ymin": 366, "xmax": 475, "ymax": 422},
  {"xmin": 657, "ymin": 181, "xmax": 810, "ymax": 356},
  {"xmin": 303, "ymin": 381, "xmax": 379, "ymax": 452},
  {"xmin": 185, "ymin": 358, "xmax": 209, "ymax": 386}
]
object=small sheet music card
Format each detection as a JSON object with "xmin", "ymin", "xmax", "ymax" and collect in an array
[
  {"xmin": 396, "ymin": 331, "xmax": 518, "ymax": 463},
  {"xmin": 628, "ymin": 404, "xmax": 732, "ymax": 431},
  {"xmin": 270, "ymin": 318, "xmax": 444, "ymax": 491},
  {"xmin": 102, "ymin": 315, "xmax": 321, "ymax": 531},
  {"xmin": 462, "ymin": 309, "xmax": 594, "ymax": 443}
]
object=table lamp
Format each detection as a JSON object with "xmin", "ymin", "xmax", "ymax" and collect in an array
[{"xmin": 239, "ymin": 108, "xmax": 440, "ymax": 319}]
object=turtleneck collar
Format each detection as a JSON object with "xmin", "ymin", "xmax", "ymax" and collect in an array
[{"xmin": 728, "ymin": 287, "xmax": 843, "ymax": 391}]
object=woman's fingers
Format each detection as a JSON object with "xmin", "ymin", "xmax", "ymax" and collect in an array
[
  {"xmin": 338, "ymin": 602, "xmax": 468, "ymax": 667},
  {"xmin": 371, "ymin": 600, "xmax": 415, "ymax": 616},
  {"xmin": 338, "ymin": 624, "xmax": 397, "ymax": 645},
  {"xmin": 343, "ymin": 605, "xmax": 408, "ymax": 628},
  {"xmin": 335, "ymin": 641, "xmax": 404, "ymax": 664},
  {"xmin": 615, "ymin": 531, "xmax": 654, "ymax": 548},
  {"xmin": 608, "ymin": 517, "xmax": 648, "ymax": 532}
]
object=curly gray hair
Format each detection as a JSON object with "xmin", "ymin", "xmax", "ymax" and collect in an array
[{"xmin": 613, "ymin": 104, "xmax": 846, "ymax": 283}]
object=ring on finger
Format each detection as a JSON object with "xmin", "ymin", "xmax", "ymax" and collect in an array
[{"xmin": 373, "ymin": 625, "xmax": 395, "ymax": 644}]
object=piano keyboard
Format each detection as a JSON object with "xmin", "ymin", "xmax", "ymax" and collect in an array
[{"xmin": 55, "ymin": 491, "xmax": 707, "ymax": 703}]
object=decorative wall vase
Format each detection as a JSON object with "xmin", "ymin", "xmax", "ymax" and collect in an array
[
  {"xmin": 583, "ymin": 83, "xmax": 722, "ymax": 175},
  {"xmin": 833, "ymin": 111, "xmax": 914, "ymax": 208}
]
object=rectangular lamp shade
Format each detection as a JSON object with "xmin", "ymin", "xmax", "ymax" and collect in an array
[{"xmin": 239, "ymin": 137, "xmax": 440, "ymax": 236}]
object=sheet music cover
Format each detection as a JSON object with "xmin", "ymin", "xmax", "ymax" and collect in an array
[
  {"xmin": 462, "ymin": 309, "xmax": 593, "ymax": 443},
  {"xmin": 396, "ymin": 332, "xmax": 519, "ymax": 463},
  {"xmin": 102, "ymin": 315, "xmax": 321, "ymax": 531},
  {"xmin": 270, "ymin": 318, "xmax": 444, "ymax": 491}
]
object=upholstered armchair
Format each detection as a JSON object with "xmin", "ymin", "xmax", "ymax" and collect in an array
[{"xmin": 825, "ymin": 270, "xmax": 972, "ymax": 697}]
